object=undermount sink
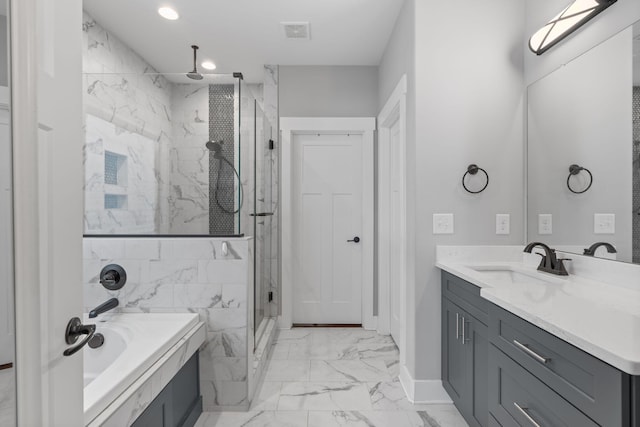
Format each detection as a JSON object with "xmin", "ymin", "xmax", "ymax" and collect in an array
[{"xmin": 466, "ymin": 265, "xmax": 561, "ymax": 286}]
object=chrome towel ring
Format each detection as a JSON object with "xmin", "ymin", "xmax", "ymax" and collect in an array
[
  {"xmin": 567, "ymin": 164, "xmax": 593, "ymax": 194},
  {"xmin": 462, "ymin": 164, "xmax": 489, "ymax": 194}
]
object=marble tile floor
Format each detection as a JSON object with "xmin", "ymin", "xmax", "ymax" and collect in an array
[
  {"xmin": 195, "ymin": 328, "xmax": 468, "ymax": 427},
  {"xmin": 0, "ymin": 368, "xmax": 16, "ymax": 427}
]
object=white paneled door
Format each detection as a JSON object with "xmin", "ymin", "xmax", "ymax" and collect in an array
[
  {"xmin": 292, "ymin": 133, "xmax": 364, "ymax": 324},
  {"xmin": 13, "ymin": 0, "xmax": 85, "ymax": 425}
]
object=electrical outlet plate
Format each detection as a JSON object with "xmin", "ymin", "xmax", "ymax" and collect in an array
[
  {"xmin": 538, "ymin": 214, "xmax": 552, "ymax": 235},
  {"xmin": 496, "ymin": 214, "xmax": 510, "ymax": 235},
  {"xmin": 433, "ymin": 213, "xmax": 454, "ymax": 234},
  {"xmin": 594, "ymin": 213, "xmax": 615, "ymax": 234}
]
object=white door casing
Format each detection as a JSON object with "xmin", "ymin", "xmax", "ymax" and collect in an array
[
  {"xmin": 281, "ymin": 118, "xmax": 375, "ymax": 330},
  {"xmin": 0, "ymin": 89, "xmax": 12, "ymax": 366},
  {"xmin": 13, "ymin": 0, "xmax": 85, "ymax": 425},
  {"xmin": 292, "ymin": 133, "xmax": 364, "ymax": 324},
  {"xmin": 389, "ymin": 119, "xmax": 402, "ymax": 342},
  {"xmin": 377, "ymin": 76, "xmax": 408, "ymax": 365}
]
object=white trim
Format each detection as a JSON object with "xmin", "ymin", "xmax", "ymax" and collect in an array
[
  {"xmin": 11, "ymin": 0, "xmax": 46, "ymax": 425},
  {"xmin": 376, "ymin": 75, "xmax": 408, "ymax": 367},
  {"xmin": 398, "ymin": 365, "xmax": 452, "ymax": 404},
  {"xmin": 280, "ymin": 117, "xmax": 376, "ymax": 330}
]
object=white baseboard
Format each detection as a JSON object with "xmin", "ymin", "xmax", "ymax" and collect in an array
[{"xmin": 398, "ymin": 365, "xmax": 452, "ymax": 404}]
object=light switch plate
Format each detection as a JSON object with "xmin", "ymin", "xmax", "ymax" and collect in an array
[
  {"xmin": 433, "ymin": 213, "xmax": 454, "ymax": 234},
  {"xmin": 538, "ymin": 214, "xmax": 552, "ymax": 235},
  {"xmin": 496, "ymin": 214, "xmax": 510, "ymax": 235},
  {"xmin": 594, "ymin": 213, "xmax": 615, "ymax": 234}
]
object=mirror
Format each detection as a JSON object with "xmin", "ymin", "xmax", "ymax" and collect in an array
[
  {"xmin": 527, "ymin": 20, "xmax": 639, "ymax": 263},
  {"xmin": 0, "ymin": 0, "xmax": 15, "ymax": 424}
]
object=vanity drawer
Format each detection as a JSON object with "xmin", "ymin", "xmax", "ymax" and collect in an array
[
  {"xmin": 442, "ymin": 271, "xmax": 488, "ymax": 324},
  {"xmin": 489, "ymin": 304, "xmax": 629, "ymax": 427},
  {"xmin": 489, "ymin": 344, "xmax": 598, "ymax": 427}
]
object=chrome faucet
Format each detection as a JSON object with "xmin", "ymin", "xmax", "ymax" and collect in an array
[
  {"xmin": 89, "ymin": 298, "xmax": 119, "ymax": 319},
  {"xmin": 583, "ymin": 242, "xmax": 617, "ymax": 257},
  {"xmin": 523, "ymin": 242, "xmax": 570, "ymax": 276}
]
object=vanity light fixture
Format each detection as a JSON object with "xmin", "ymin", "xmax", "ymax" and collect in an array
[
  {"xmin": 529, "ymin": 0, "xmax": 616, "ymax": 55},
  {"xmin": 201, "ymin": 61, "xmax": 217, "ymax": 70},
  {"xmin": 158, "ymin": 6, "xmax": 179, "ymax": 21}
]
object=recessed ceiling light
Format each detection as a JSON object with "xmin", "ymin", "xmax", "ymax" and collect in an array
[
  {"xmin": 158, "ymin": 7, "xmax": 179, "ymax": 20},
  {"xmin": 201, "ymin": 61, "xmax": 217, "ymax": 70}
]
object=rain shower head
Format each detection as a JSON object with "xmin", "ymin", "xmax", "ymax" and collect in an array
[{"xmin": 187, "ymin": 45, "xmax": 203, "ymax": 80}]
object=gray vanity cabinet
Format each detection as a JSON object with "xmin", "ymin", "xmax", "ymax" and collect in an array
[
  {"xmin": 132, "ymin": 352, "xmax": 202, "ymax": 427},
  {"xmin": 441, "ymin": 271, "xmax": 640, "ymax": 427},
  {"xmin": 441, "ymin": 272, "xmax": 489, "ymax": 427}
]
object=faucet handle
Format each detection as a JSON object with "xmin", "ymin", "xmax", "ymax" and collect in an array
[{"xmin": 555, "ymin": 258, "xmax": 571, "ymax": 276}]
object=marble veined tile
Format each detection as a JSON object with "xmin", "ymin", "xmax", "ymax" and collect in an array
[
  {"xmin": 308, "ymin": 410, "xmax": 425, "ymax": 427},
  {"xmin": 195, "ymin": 411, "xmax": 308, "ymax": 427},
  {"xmin": 356, "ymin": 341, "xmax": 400, "ymax": 360},
  {"xmin": 309, "ymin": 360, "xmax": 391, "ymax": 382},
  {"xmin": 249, "ymin": 382, "xmax": 282, "ymax": 411},
  {"xmin": 367, "ymin": 379, "xmax": 433, "ymax": 411},
  {"xmin": 264, "ymin": 360, "xmax": 310, "ymax": 382},
  {"xmin": 408, "ymin": 406, "xmax": 470, "ymax": 427},
  {"xmin": 269, "ymin": 343, "xmax": 289, "ymax": 359},
  {"xmin": 278, "ymin": 382, "xmax": 372, "ymax": 411},
  {"xmin": 275, "ymin": 328, "xmax": 312, "ymax": 344},
  {"xmin": 288, "ymin": 341, "xmax": 360, "ymax": 360},
  {"xmin": 0, "ymin": 369, "xmax": 15, "ymax": 427}
]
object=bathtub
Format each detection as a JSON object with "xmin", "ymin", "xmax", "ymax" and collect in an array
[{"xmin": 83, "ymin": 313, "xmax": 203, "ymax": 425}]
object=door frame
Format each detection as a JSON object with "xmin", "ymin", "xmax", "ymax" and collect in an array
[
  {"xmin": 280, "ymin": 117, "xmax": 375, "ymax": 330},
  {"xmin": 377, "ymin": 75, "xmax": 408, "ymax": 364}
]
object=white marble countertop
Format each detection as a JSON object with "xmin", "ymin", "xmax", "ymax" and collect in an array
[{"xmin": 436, "ymin": 254, "xmax": 640, "ymax": 375}]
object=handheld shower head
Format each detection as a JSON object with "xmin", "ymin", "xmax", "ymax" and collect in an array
[
  {"xmin": 187, "ymin": 45, "xmax": 203, "ymax": 80},
  {"xmin": 205, "ymin": 140, "xmax": 223, "ymax": 158}
]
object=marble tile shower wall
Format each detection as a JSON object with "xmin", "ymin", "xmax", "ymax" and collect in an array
[
  {"xmin": 83, "ymin": 237, "xmax": 254, "ymax": 410},
  {"xmin": 82, "ymin": 12, "xmax": 173, "ymax": 234},
  {"xmin": 169, "ymin": 84, "xmax": 211, "ymax": 234}
]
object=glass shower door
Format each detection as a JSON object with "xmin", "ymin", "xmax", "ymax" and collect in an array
[{"xmin": 253, "ymin": 99, "xmax": 273, "ymax": 342}]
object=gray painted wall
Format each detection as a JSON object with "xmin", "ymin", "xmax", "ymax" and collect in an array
[
  {"xmin": 412, "ymin": 0, "xmax": 526, "ymax": 382},
  {"xmin": 377, "ymin": 0, "xmax": 527, "ymax": 384},
  {"xmin": 379, "ymin": 0, "xmax": 525, "ymax": 384},
  {"xmin": 0, "ymin": 16, "xmax": 7, "ymax": 87},
  {"xmin": 279, "ymin": 66, "xmax": 378, "ymax": 117},
  {"xmin": 527, "ymin": 30, "xmax": 633, "ymax": 262}
]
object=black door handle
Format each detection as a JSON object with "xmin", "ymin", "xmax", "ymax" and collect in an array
[
  {"xmin": 63, "ymin": 317, "xmax": 96, "ymax": 357},
  {"xmin": 347, "ymin": 237, "xmax": 361, "ymax": 243}
]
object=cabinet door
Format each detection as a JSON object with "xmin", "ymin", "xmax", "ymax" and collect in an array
[
  {"xmin": 132, "ymin": 384, "xmax": 172, "ymax": 427},
  {"xmin": 442, "ymin": 298, "xmax": 468, "ymax": 407},
  {"xmin": 467, "ymin": 315, "xmax": 489, "ymax": 427}
]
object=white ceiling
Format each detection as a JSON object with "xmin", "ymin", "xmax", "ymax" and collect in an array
[{"xmin": 83, "ymin": 0, "xmax": 405, "ymax": 83}]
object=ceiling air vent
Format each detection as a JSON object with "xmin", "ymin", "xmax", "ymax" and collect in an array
[{"xmin": 282, "ymin": 22, "xmax": 310, "ymax": 40}]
